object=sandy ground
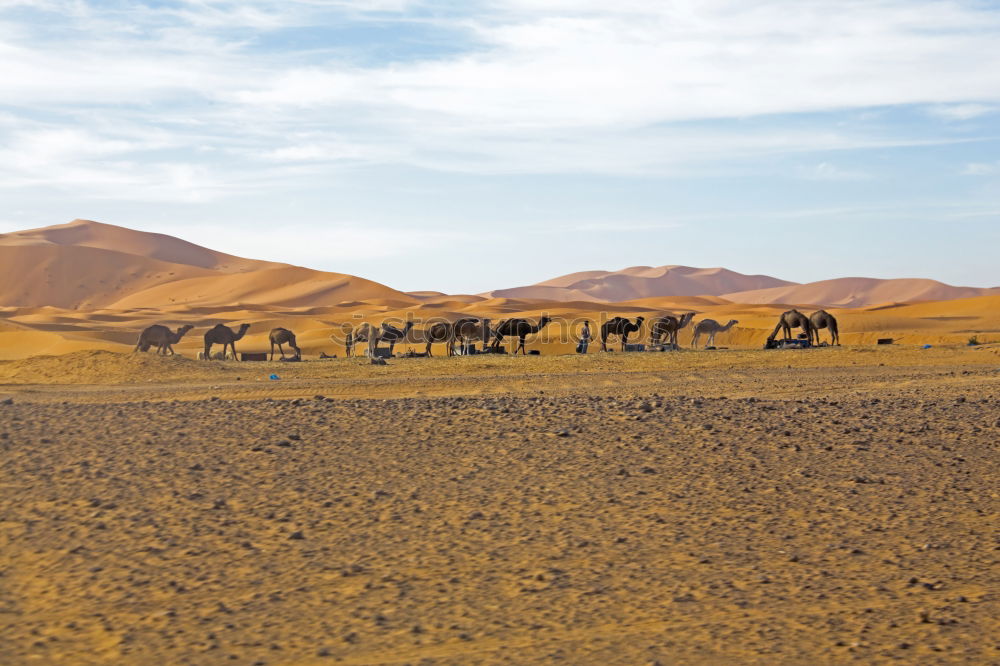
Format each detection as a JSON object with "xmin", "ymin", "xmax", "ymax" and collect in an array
[{"xmin": 1, "ymin": 348, "xmax": 999, "ymax": 664}]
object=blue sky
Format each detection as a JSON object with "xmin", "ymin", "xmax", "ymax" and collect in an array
[{"xmin": 1, "ymin": 0, "xmax": 999, "ymax": 293}]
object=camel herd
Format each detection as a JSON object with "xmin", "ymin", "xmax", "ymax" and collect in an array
[
  {"xmin": 767, "ymin": 309, "xmax": 840, "ymax": 346},
  {"xmin": 133, "ymin": 309, "xmax": 840, "ymax": 361},
  {"xmin": 134, "ymin": 323, "xmax": 300, "ymax": 361},
  {"xmin": 343, "ymin": 317, "xmax": 553, "ymax": 357}
]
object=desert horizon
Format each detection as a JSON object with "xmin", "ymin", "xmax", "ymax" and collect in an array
[
  {"xmin": 1, "ymin": 218, "xmax": 999, "ymax": 362},
  {"xmin": 3, "ymin": 1, "xmax": 999, "ymax": 663}
]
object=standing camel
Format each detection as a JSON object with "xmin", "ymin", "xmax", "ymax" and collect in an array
[
  {"xmin": 809, "ymin": 310, "xmax": 840, "ymax": 346},
  {"xmin": 489, "ymin": 316, "xmax": 553, "ymax": 355},
  {"xmin": 269, "ymin": 327, "xmax": 301, "ymax": 360},
  {"xmin": 649, "ymin": 312, "xmax": 694, "ymax": 348},
  {"xmin": 374, "ymin": 321, "xmax": 414, "ymax": 356},
  {"xmin": 600, "ymin": 316, "xmax": 645, "ymax": 351},
  {"xmin": 767, "ymin": 310, "xmax": 813, "ymax": 344},
  {"xmin": 452, "ymin": 317, "xmax": 492, "ymax": 355},
  {"xmin": 691, "ymin": 319, "xmax": 738, "ymax": 348},
  {"xmin": 134, "ymin": 324, "xmax": 193, "ymax": 356},
  {"xmin": 342, "ymin": 323, "xmax": 378, "ymax": 358},
  {"xmin": 423, "ymin": 321, "xmax": 454, "ymax": 357},
  {"xmin": 203, "ymin": 323, "xmax": 250, "ymax": 361}
]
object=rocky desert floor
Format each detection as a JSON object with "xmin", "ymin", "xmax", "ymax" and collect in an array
[{"xmin": 1, "ymin": 346, "xmax": 999, "ymax": 664}]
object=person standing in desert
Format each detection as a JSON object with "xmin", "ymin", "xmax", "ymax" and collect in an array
[{"xmin": 577, "ymin": 320, "xmax": 591, "ymax": 354}]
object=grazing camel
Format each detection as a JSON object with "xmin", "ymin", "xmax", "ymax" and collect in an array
[
  {"xmin": 203, "ymin": 323, "xmax": 250, "ymax": 361},
  {"xmin": 649, "ymin": 312, "xmax": 695, "ymax": 348},
  {"xmin": 809, "ymin": 310, "xmax": 840, "ymax": 346},
  {"xmin": 269, "ymin": 327, "xmax": 301, "ymax": 360},
  {"xmin": 134, "ymin": 324, "xmax": 193, "ymax": 356},
  {"xmin": 767, "ymin": 310, "xmax": 813, "ymax": 343},
  {"xmin": 489, "ymin": 316, "xmax": 553, "ymax": 355},
  {"xmin": 423, "ymin": 321, "xmax": 454, "ymax": 357},
  {"xmin": 375, "ymin": 321, "xmax": 415, "ymax": 356},
  {"xmin": 342, "ymin": 323, "xmax": 378, "ymax": 358},
  {"xmin": 600, "ymin": 316, "xmax": 645, "ymax": 352},
  {"xmin": 692, "ymin": 319, "xmax": 738, "ymax": 348}
]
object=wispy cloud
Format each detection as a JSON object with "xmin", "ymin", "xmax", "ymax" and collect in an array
[
  {"xmin": 928, "ymin": 103, "xmax": 998, "ymax": 121},
  {"xmin": 962, "ymin": 162, "xmax": 999, "ymax": 176},
  {"xmin": 0, "ymin": 0, "xmax": 998, "ymax": 217}
]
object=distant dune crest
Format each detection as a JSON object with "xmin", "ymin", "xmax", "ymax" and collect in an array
[
  {"xmin": 721, "ymin": 277, "xmax": 1000, "ymax": 308},
  {"xmin": 485, "ymin": 265, "xmax": 795, "ymax": 303},
  {"xmin": 1, "ymin": 220, "xmax": 996, "ymax": 309}
]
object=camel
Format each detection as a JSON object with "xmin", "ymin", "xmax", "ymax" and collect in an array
[
  {"xmin": 203, "ymin": 323, "xmax": 250, "ymax": 361},
  {"xmin": 809, "ymin": 310, "xmax": 840, "ymax": 346},
  {"xmin": 133, "ymin": 324, "xmax": 193, "ymax": 356},
  {"xmin": 269, "ymin": 327, "xmax": 301, "ymax": 360},
  {"xmin": 343, "ymin": 323, "xmax": 378, "ymax": 358},
  {"xmin": 767, "ymin": 310, "xmax": 813, "ymax": 344},
  {"xmin": 649, "ymin": 312, "xmax": 695, "ymax": 348},
  {"xmin": 600, "ymin": 316, "xmax": 645, "ymax": 352},
  {"xmin": 422, "ymin": 321, "xmax": 454, "ymax": 357},
  {"xmin": 418, "ymin": 319, "xmax": 492, "ymax": 357},
  {"xmin": 691, "ymin": 319, "xmax": 738, "ymax": 348},
  {"xmin": 374, "ymin": 321, "xmax": 414, "ymax": 356},
  {"xmin": 452, "ymin": 317, "xmax": 492, "ymax": 356},
  {"xmin": 489, "ymin": 316, "xmax": 552, "ymax": 355}
]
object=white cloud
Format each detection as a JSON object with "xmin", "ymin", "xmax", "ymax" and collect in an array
[
  {"xmin": 0, "ymin": 0, "xmax": 998, "ymax": 197},
  {"xmin": 962, "ymin": 162, "xmax": 998, "ymax": 176},
  {"xmin": 929, "ymin": 104, "xmax": 998, "ymax": 121}
]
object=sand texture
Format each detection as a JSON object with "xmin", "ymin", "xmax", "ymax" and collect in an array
[{"xmin": 1, "ymin": 349, "xmax": 999, "ymax": 664}]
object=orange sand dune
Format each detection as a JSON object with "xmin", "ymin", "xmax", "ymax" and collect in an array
[
  {"xmin": 0, "ymin": 220, "xmax": 415, "ymax": 310},
  {"xmin": 485, "ymin": 265, "xmax": 795, "ymax": 302},
  {"xmin": 723, "ymin": 277, "xmax": 1000, "ymax": 308},
  {"xmin": 0, "ymin": 218, "xmax": 269, "ymax": 271},
  {"xmin": 2, "ymin": 220, "xmax": 999, "ymax": 359}
]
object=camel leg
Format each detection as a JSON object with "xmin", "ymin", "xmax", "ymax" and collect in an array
[
  {"xmin": 204, "ymin": 342, "xmax": 212, "ymax": 360},
  {"xmin": 279, "ymin": 342, "xmax": 286, "ymax": 359},
  {"xmin": 165, "ymin": 344, "xmax": 174, "ymax": 356},
  {"xmin": 231, "ymin": 343, "xmax": 239, "ymax": 361},
  {"xmin": 518, "ymin": 336, "xmax": 526, "ymax": 355}
]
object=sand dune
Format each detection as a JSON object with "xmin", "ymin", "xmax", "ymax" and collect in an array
[
  {"xmin": 485, "ymin": 265, "xmax": 795, "ymax": 302},
  {"xmin": 0, "ymin": 219, "xmax": 416, "ymax": 310},
  {"xmin": 722, "ymin": 277, "xmax": 1000, "ymax": 308},
  {"xmin": 1, "ymin": 220, "xmax": 999, "ymax": 359},
  {"xmin": 0, "ymin": 218, "xmax": 269, "ymax": 271}
]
